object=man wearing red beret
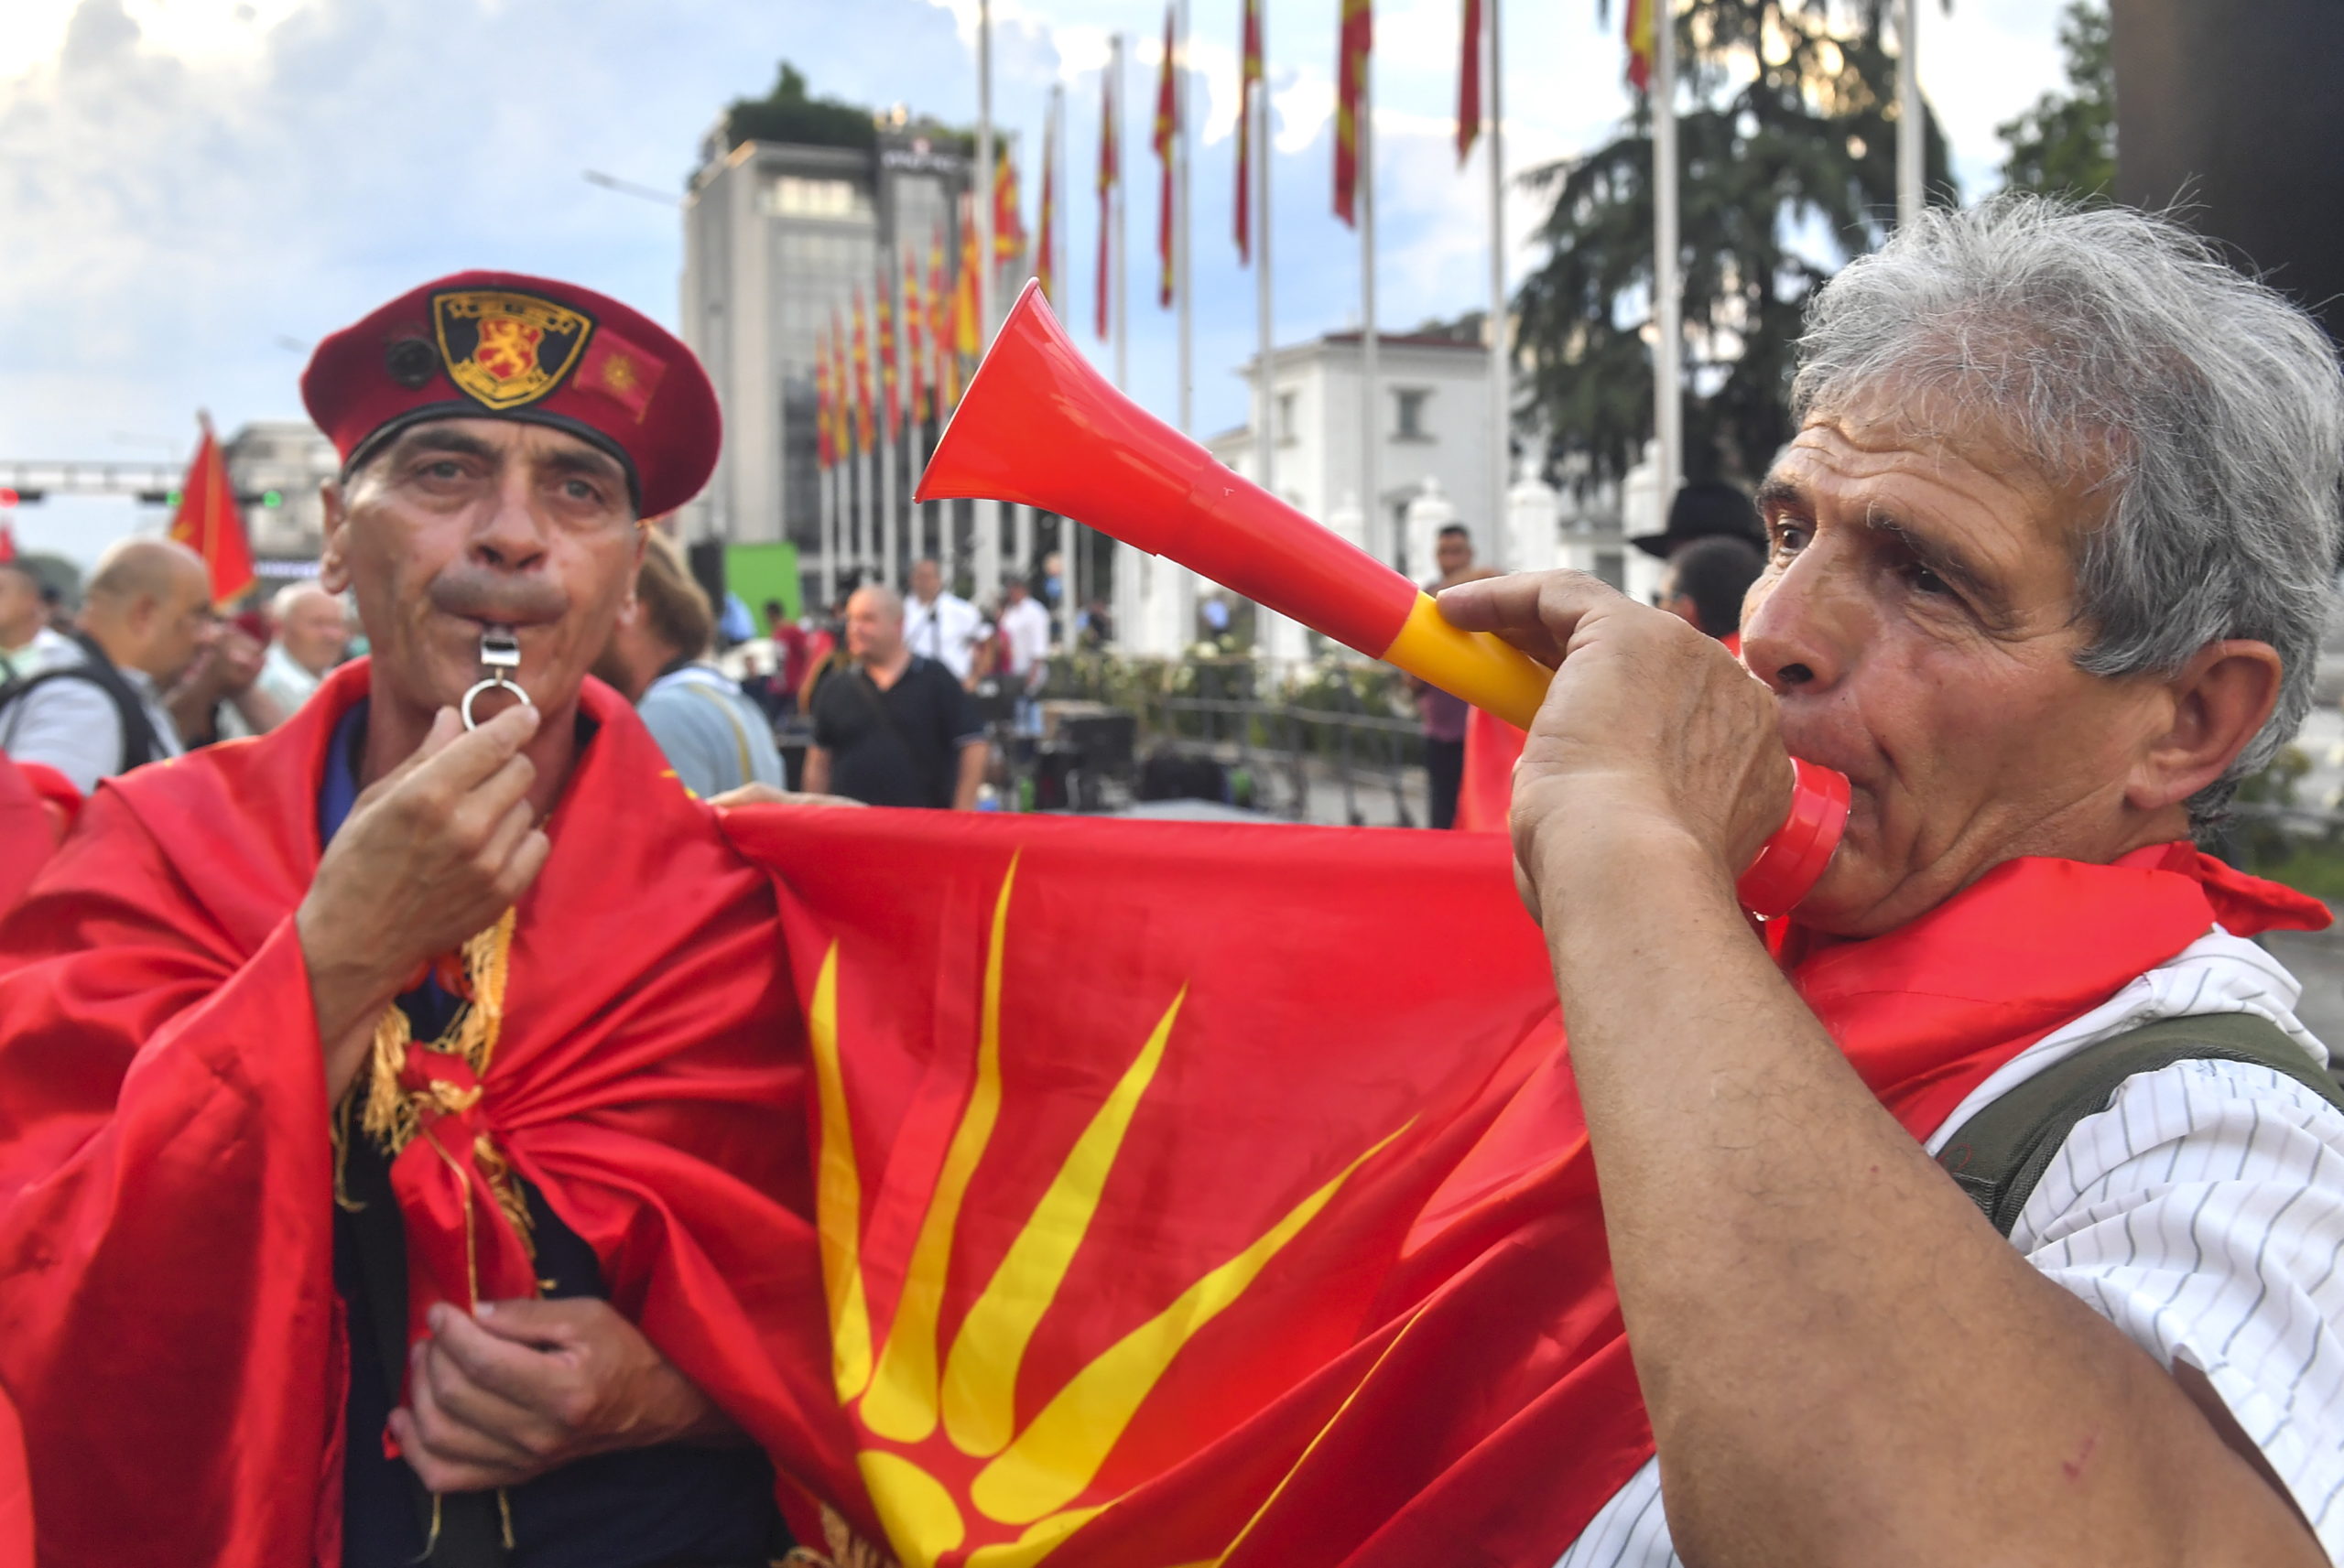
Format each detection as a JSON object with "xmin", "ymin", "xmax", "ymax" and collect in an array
[{"xmin": 0, "ymin": 275, "xmax": 860, "ymax": 1565}]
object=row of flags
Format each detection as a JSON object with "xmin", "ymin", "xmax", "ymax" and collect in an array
[{"xmin": 812, "ymin": 0, "xmax": 1666, "ymax": 472}]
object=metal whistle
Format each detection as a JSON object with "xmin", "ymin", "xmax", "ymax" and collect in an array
[{"xmin": 460, "ymin": 628, "xmax": 533, "ymax": 730}]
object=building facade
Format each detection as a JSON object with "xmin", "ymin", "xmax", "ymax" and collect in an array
[
  {"xmin": 219, "ymin": 421, "xmax": 341, "ymax": 579},
  {"xmin": 679, "ymin": 120, "xmax": 979, "ymax": 571}
]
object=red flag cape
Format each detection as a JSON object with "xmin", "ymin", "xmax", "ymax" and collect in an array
[
  {"xmin": 1, "ymin": 653, "xmax": 2326, "ymax": 1566},
  {"xmin": 0, "ymin": 663, "xmax": 860, "ymax": 1564},
  {"xmin": 711, "ymin": 806, "xmax": 2327, "ymax": 1565},
  {"xmin": 0, "ymin": 755, "xmax": 74, "ymax": 919},
  {"xmin": 0, "ymin": 1386, "xmax": 27, "ymax": 1568}
]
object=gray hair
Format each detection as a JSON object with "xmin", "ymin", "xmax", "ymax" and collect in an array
[{"xmin": 1792, "ymin": 193, "xmax": 2344, "ymax": 831}]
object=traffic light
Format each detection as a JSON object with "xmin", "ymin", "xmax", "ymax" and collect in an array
[{"xmin": 0, "ymin": 489, "xmax": 42, "ymax": 507}]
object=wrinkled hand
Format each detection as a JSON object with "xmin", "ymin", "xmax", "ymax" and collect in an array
[
  {"xmin": 1436, "ymin": 570, "xmax": 1790, "ymax": 903},
  {"xmin": 212, "ymin": 627, "xmax": 268, "ymax": 693},
  {"xmin": 704, "ymin": 781, "xmax": 865, "ymax": 810},
  {"xmin": 297, "ymin": 704, "xmax": 548, "ymax": 1092},
  {"xmin": 391, "ymin": 1297, "xmax": 733, "ymax": 1494}
]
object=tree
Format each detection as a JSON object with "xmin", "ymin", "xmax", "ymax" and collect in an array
[
  {"xmin": 1513, "ymin": 1, "xmax": 1951, "ymax": 489},
  {"xmin": 723, "ymin": 62, "xmax": 880, "ymax": 157},
  {"xmin": 1995, "ymin": 3, "xmax": 2115, "ymax": 201}
]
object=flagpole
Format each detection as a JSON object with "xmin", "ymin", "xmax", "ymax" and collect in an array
[
  {"xmin": 1173, "ymin": 0, "xmax": 1194, "ymax": 650},
  {"xmin": 1361, "ymin": 16, "xmax": 1381, "ymax": 570},
  {"xmin": 881, "ymin": 258, "xmax": 899, "ymax": 590},
  {"xmin": 1253, "ymin": 15, "xmax": 1292, "ymax": 665},
  {"xmin": 820, "ymin": 454, "xmax": 836, "ymax": 611},
  {"xmin": 975, "ymin": 0, "xmax": 1001, "ymax": 600},
  {"xmin": 1653, "ymin": 0, "xmax": 1681, "ymax": 511},
  {"xmin": 1897, "ymin": 0, "xmax": 1921, "ymax": 226},
  {"xmin": 1051, "ymin": 81, "xmax": 1077, "ymax": 654},
  {"xmin": 1485, "ymin": 0, "xmax": 1509, "ymax": 569},
  {"xmin": 1110, "ymin": 31, "xmax": 1134, "ymax": 652}
]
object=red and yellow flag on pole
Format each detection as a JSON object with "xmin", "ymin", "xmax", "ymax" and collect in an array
[
  {"xmin": 928, "ymin": 228, "xmax": 957, "ymax": 413},
  {"xmin": 814, "ymin": 324, "xmax": 836, "ymax": 471},
  {"xmin": 1236, "ymin": 0, "xmax": 1264, "ymax": 262},
  {"xmin": 831, "ymin": 310, "xmax": 855, "ymax": 459},
  {"xmin": 1036, "ymin": 105, "xmax": 1058, "ymax": 304},
  {"xmin": 904, "ymin": 248, "xmax": 928, "ymax": 426},
  {"xmin": 1457, "ymin": 0, "xmax": 1483, "ymax": 163},
  {"xmin": 1096, "ymin": 50, "xmax": 1119, "ymax": 340},
  {"xmin": 1154, "ymin": 5, "xmax": 1177, "ymax": 306},
  {"xmin": 1623, "ymin": 0, "xmax": 1657, "ymax": 91},
  {"xmin": 877, "ymin": 266, "xmax": 902, "ymax": 445},
  {"xmin": 954, "ymin": 196, "xmax": 982, "ymax": 360},
  {"xmin": 850, "ymin": 291, "xmax": 875, "ymax": 454},
  {"xmin": 167, "ymin": 415, "xmax": 255, "ymax": 609},
  {"xmin": 992, "ymin": 145, "xmax": 1026, "ymax": 265},
  {"xmin": 1334, "ymin": 0, "xmax": 1373, "ymax": 227}
]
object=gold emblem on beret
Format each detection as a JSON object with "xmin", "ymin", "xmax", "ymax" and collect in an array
[{"xmin": 431, "ymin": 289, "xmax": 594, "ymax": 411}]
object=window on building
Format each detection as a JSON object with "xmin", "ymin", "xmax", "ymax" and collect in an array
[
  {"xmin": 1276, "ymin": 391, "xmax": 1297, "ymax": 442},
  {"xmin": 764, "ymin": 176, "xmax": 869, "ymax": 219},
  {"xmin": 1393, "ymin": 387, "xmax": 1432, "ymax": 441}
]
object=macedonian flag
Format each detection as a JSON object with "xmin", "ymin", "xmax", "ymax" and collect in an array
[{"xmin": 722, "ymin": 805, "xmax": 1637, "ymax": 1568}]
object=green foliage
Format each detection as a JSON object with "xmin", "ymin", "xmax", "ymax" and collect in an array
[
  {"xmin": 723, "ymin": 62, "xmax": 878, "ymax": 156},
  {"xmin": 1994, "ymin": 3, "xmax": 2116, "ymax": 201},
  {"xmin": 1514, "ymin": 0, "xmax": 1951, "ymax": 487}
]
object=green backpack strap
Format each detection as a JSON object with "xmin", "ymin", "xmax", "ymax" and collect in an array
[{"xmin": 1935, "ymin": 1011, "xmax": 2344, "ymax": 1238}]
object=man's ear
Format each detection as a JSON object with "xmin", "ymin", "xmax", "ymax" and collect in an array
[
  {"xmin": 317, "ymin": 479, "xmax": 352, "ymax": 594},
  {"xmin": 2125, "ymin": 639, "xmax": 2284, "ymax": 814}
]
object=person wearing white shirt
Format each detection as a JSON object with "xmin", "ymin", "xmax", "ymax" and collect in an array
[
  {"xmin": 0, "ymin": 562, "xmax": 71, "ymax": 686},
  {"xmin": 0, "ymin": 537, "xmax": 211, "ymax": 795},
  {"xmin": 997, "ymin": 578, "xmax": 1052, "ymax": 693},
  {"xmin": 903, "ymin": 557, "xmax": 982, "ymax": 684},
  {"xmin": 218, "ymin": 579, "xmax": 353, "ymax": 739},
  {"xmin": 1437, "ymin": 198, "xmax": 2344, "ymax": 1565}
]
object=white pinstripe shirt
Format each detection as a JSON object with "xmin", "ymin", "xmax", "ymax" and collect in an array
[{"xmin": 1557, "ymin": 929, "xmax": 2344, "ymax": 1566}]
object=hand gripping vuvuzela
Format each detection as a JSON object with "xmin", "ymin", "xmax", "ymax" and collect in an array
[
  {"xmin": 460, "ymin": 628, "xmax": 533, "ymax": 730},
  {"xmin": 915, "ymin": 279, "xmax": 1851, "ymax": 917}
]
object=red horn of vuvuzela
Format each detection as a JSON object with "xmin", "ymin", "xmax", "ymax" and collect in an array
[{"xmin": 917, "ymin": 281, "xmax": 1848, "ymax": 917}]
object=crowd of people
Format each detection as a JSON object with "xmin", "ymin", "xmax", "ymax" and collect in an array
[{"xmin": 5, "ymin": 197, "xmax": 2344, "ymax": 1568}]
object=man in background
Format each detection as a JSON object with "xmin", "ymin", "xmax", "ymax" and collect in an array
[
  {"xmin": 1653, "ymin": 534, "xmax": 1767, "ymax": 653},
  {"xmin": 903, "ymin": 557, "xmax": 981, "ymax": 682},
  {"xmin": 218, "ymin": 579, "xmax": 352, "ymax": 738},
  {"xmin": 595, "ymin": 531, "xmax": 784, "ymax": 799},
  {"xmin": 805, "ymin": 584, "xmax": 987, "ymax": 809},
  {"xmin": 0, "ymin": 563, "xmax": 71, "ymax": 685},
  {"xmin": 0, "ymin": 537, "xmax": 212, "ymax": 793},
  {"xmin": 1417, "ymin": 523, "xmax": 1494, "ymax": 829}
]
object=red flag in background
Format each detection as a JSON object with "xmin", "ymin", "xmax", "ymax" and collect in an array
[
  {"xmin": 1037, "ymin": 105, "xmax": 1058, "ymax": 304},
  {"xmin": 929, "ymin": 228, "xmax": 957, "ymax": 413},
  {"xmin": 1334, "ymin": 0, "xmax": 1372, "ymax": 226},
  {"xmin": 815, "ymin": 323, "xmax": 836, "ymax": 471},
  {"xmin": 1623, "ymin": 0, "xmax": 1657, "ymax": 91},
  {"xmin": 877, "ymin": 266, "xmax": 902, "ymax": 445},
  {"xmin": 1154, "ymin": 5, "xmax": 1177, "ymax": 306},
  {"xmin": 1458, "ymin": 0, "xmax": 1483, "ymax": 163},
  {"xmin": 1096, "ymin": 54, "xmax": 1119, "ymax": 339},
  {"xmin": 830, "ymin": 308, "xmax": 854, "ymax": 461},
  {"xmin": 167, "ymin": 416, "xmax": 255, "ymax": 608},
  {"xmin": 850, "ymin": 289, "xmax": 876, "ymax": 453},
  {"xmin": 904, "ymin": 248, "xmax": 928, "ymax": 426},
  {"xmin": 1236, "ymin": 0, "xmax": 1264, "ymax": 262},
  {"xmin": 992, "ymin": 145, "xmax": 1026, "ymax": 265},
  {"xmin": 952, "ymin": 195, "xmax": 982, "ymax": 399}
]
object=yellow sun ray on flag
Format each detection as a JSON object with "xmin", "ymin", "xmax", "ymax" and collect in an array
[{"xmin": 805, "ymin": 855, "xmax": 1414, "ymax": 1568}]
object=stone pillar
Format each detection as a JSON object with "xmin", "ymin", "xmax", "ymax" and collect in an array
[
  {"xmin": 1504, "ymin": 457, "xmax": 1560, "ymax": 574},
  {"xmin": 1402, "ymin": 475, "xmax": 1457, "ymax": 586}
]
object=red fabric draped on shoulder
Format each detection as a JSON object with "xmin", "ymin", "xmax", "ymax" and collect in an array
[{"xmin": 0, "ymin": 662, "xmax": 860, "ymax": 1565}]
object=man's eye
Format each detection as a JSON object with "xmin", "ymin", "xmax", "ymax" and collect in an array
[
  {"xmin": 561, "ymin": 478, "xmax": 607, "ymax": 504},
  {"xmin": 1770, "ymin": 522, "xmax": 1810, "ymax": 557},
  {"xmin": 418, "ymin": 460, "xmax": 465, "ymax": 482},
  {"xmin": 1906, "ymin": 560, "xmax": 1954, "ymax": 596}
]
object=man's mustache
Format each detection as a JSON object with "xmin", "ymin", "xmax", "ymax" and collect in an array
[{"xmin": 429, "ymin": 570, "xmax": 570, "ymax": 627}]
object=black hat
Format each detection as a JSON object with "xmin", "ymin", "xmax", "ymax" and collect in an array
[{"xmin": 1630, "ymin": 481, "xmax": 1763, "ymax": 559}]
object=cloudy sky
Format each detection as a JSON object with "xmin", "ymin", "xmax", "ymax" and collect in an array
[{"xmin": 2, "ymin": 0, "xmax": 2073, "ymax": 567}]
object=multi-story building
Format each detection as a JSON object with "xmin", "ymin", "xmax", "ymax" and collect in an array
[
  {"xmin": 220, "ymin": 421, "xmax": 341, "ymax": 579},
  {"xmin": 679, "ymin": 115, "xmax": 979, "ymax": 571}
]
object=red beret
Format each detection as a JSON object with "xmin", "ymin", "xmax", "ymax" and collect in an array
[{"xmin": 299, "ymin": 270, "xmax": 720, "ymax": 519}]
